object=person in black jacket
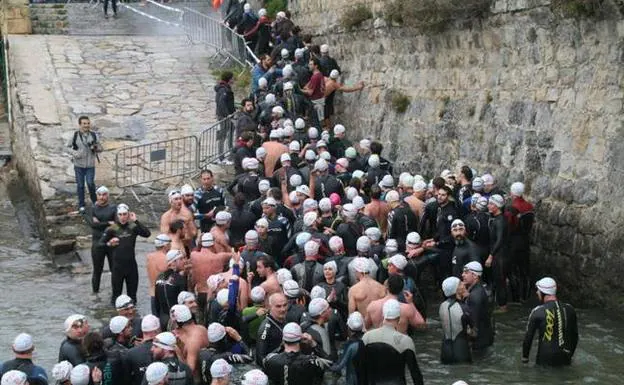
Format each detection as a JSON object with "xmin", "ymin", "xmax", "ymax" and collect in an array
[
  {"xmin": 154, "ymin": 250, "xmax": 188, "ymax": 329},
  {"xmin": 99, "ymin": 204, "xmax": 151, "ymax": 306},
  {"xmin": 215, "ymin": 71, "xmax": 236, "ymax": 157},
  {"xmin": 386, "ymin": 190, "xmax": 418, "ymax": 251},
  {"xmin": 233, "ymin": 131, "xmax": 256, "ymax": 176},
  {"xmin": 124, "ymin": 315, "xmax": 161, "ymax": 385},
  {"xmin": 83, "ymin": 331, "xmax": 124, "ymax": 385},
  {"xmin": 82, "ymin": 185, "xmax": 117, "ymax": 296},
  {"xmin": 255, "ymin": 293, "xmax": 288, "ymax": 367}
]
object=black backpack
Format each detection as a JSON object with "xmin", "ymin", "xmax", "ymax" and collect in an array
[{"xmin": 71, "ymin": 130, "xmax": 98, "ymax": 150}]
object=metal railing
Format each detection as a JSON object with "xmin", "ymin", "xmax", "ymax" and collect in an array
[
  {"xmin": 114, "ymin": 114, "xmax": 237, "ymax": 188},
  {"xmin": 115, "ymin": 136, "xmax": 198, "ymax": 188},
  {"xmin": 198, "ymin": 114, "xmax": 236, "ymax": 169},
  {"xmin": 182, "ymin": 7, "xmax": 259, "ymax": 68}
]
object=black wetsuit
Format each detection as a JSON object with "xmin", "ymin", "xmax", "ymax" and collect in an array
[
  {"xmin": 99, "ymin": 220, "xmax": 151, "ymax": 304},
  {"xmin": 229, "ymin": 206, "xmax": 257, "ymax": 248},
  {"xmin": 435, "ymin": 202, "xmax": 460, "ymax": 279},
  {"xmin": 439, "ymin": 298, "xmax": 472, "ymax": 364},
  {"xmin": 85, "ymin": 349, "xmax": 124, "ymax": 385},
  {"xmin": 362, "ymin": 325, "xmax": 424, "ymax": 385},
  {"xmin": 124, "ymin": 340, "xmax": 154, "ymax": 385},
  {"xmin": 84, "ymin": 202, "xmax": 117, "ymax": 294},
  {"xmin": 154, "ymin": 269, "xmax": 188, "ymax": 328},
  {"xmin": 198, "ymin": 339, "xmax": 251, "ymax": 385},
  {"xmin": 101, "ymin": 315, "xmax": 143, "ymax": 342},
  {"xmin": 488, "ymin": 212, "xmax": 509, "ymax": 307},
  {"xmin": 451, "ymin": 238, "xmax": 480, "ymax": 277},
  {"xmin": 58, "ymin": 337, "xmax": 85, "ymax": 366},
  {"xmin": 466, "ymin": 281, "xmax": 494, "ymax": 353},
  {"xmin": 263, "ymin": 351, "xmax": 326, "ymax": 385},
  {"xmin": 522, "ymin": 300, "xmax": 578, "ymax": 366},
  {"xmin": 255, "ymin": 315, "xmax": 285, "ymax": 366},
  {"xmin": 464, "ymin": 210, "xmax": 490, "ymax": 261},
  {"xmin": 387, "ymin": 204, "xmax": 418, "ymax": 250}
]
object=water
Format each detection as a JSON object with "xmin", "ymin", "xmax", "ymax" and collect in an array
[{"xmin": 0, "ymin": 171, "xmax": 623, "ymax": 384}]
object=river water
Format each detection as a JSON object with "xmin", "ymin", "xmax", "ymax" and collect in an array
[{"xmin": 0, "ymin": 173, "xmax": 622, "ymax": 384}]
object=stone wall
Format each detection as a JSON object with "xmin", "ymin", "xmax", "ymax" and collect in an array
[
  {"xmin": 292, "ymin": 0, "xmax": 624, "ymax": 307},
  {"xmin": 2, "ymin": 0, "xmax": 32, "ymax": 34},
  {"xmin": 30, "ymin": 4, "xmax": 68, "ymax": 35}
]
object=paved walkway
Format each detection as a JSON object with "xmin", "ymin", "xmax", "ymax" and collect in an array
[{"xmin": 10, "ymin": 34, "xmax": 217, "ymax": 201}]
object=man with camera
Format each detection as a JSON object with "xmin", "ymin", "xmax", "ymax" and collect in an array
[{"xmin": 68, "ymin": 116, "xmax": 103, "ymax": 213}]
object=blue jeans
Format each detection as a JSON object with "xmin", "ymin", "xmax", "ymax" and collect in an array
[{"xmin": 74, "ymin": 166, "xmax": 96, "ymax": 208}]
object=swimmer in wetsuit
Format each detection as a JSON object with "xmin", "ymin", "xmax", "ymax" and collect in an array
[{"xmin": 522, "ymin": 277, "xmax": 578, "ymax": 366}]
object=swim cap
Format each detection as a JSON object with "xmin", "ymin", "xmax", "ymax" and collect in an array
[
  {"xmin": 472, "ymin": 177, "xmax": 484, "ymax": 191},
  {"xmin": 180, "ymin": 184, "xmax": 194, "ymax": 195},
  {"xmin": 201, "ymin": 232, "xmax": 215, "ymax": 247},
  {"xmin": 153, "ymin": 332, "xmax": 176, "ymax": 351},
  {"xmin": 352, "ymin": 257, "xmax": 371, "ymax": 273},
  {"xmin": 442, "ymin": 276, "xmax": 461, "ymax": 297},
  {"xmin": 368, "ymin": 154, "xmax": 380, "ymax": 168},
  {"xmin": 207, "ymin": 274, "xmax": 224, "ymax": 291},
  {"xmin": 352, "ymin": 195, "xmax": 365, "ymax": 210},
  {"xmin": 177, "ymin": 291, "xmax": 196, "ymax": 305},
  {"xmin": 352, "ymin": 169, "xmax": 365, "ymax": 179},
  {"xmin": 303, "ymin": 212, "xmax": 318, "ymax": 228},
  {"xmin": 318, "ymin": 197, "xmax": 332, "ymax": 212},
  {"xmin": 117, "ymin": 203, "xmax": 129, "ymax": 214},
  {"xmin": 310, "ymin": 285, "xmax": 327, "ymax": 300},
  {"xmin": 345, "ymin": 186, "xmax": 358, "ymax": 202},
  {"xmin": 382, "ymin": 299, "xmax": 401, "ymax": 320},
  {"xmin": 385, "ymin": 239, "xmax": 398, "ymax": 253},
  {"xmin": 242, "ymin": 369, "xmax": 268, "ymax": 385},
  {"xmin": 170, "ymin": 304, "xmax": 192, "ymax": 323},
  {"xmin": 289, "ymin": 141, "xmax": 300, "ymax": 152},
  {"xmin": 280, "ymin": 153, "xmax": 291, "ymax": 163},
  {"xmin": 308, "ymin": 127, "xmax": 319, "ymax": 139},
  {"xmin": 347, "ymin": 312, "xmax": 364, "ymax": 331},
  {"xmin": 314, "ymin": 159, "xmax": 328, "ymax": 172},
  {"xmin": 282, "ymin": 280, "xmax": 300, "ymax": 298},
  {"xmin": 96, "ymin": 186, "xmax": 109, "ymax": 194},
  {"xmin": 64, "ymin": 314, "xmax": 86, "ymax": 333},
  {"xmin": 406, "ymin": 232, "xmax": 421, "ymax": 245},
  {"xmin": 379, "ymin": 175, "xmax": 394, "ymax": 188},
  {"xmin": 389, "ymin": 254, "xmax": 408, "ymax": 270},
  {"xmin": 511, "ymin": 182, "xmax": 525, "ymax": 196},
  {"xmin": 364, "ymin": 227, "xmax": 382, "ymax": 242},
  {"xmin": 109, "ymin": 316, "xmax": 129, "ymax": 335},
  {"xmin": 345, "ymin": 147, "xmax": 357, "ymax": 159},
  {"xmin": 451, "ymin": 219, "xmax": 465, "ymax": 229},
  {"xmin": 282, "ymin": 322, "xmax": 302, "ymax": 342},
  {"xmin": 276, "ymin": 268, "xmax": 292, "ymax": 285},
  {"xmin": 329, "ymin": 193, "xmax": 341, "ymax": 206},
  {"xmin": 154, "ymin": 233, "xmax": 171, "ymax": 247},
  {"xmin": 12, "ymin": 333, "xmax": 33, "ymax": 353},
  {"xmin": 166, "ymin": 249, "xmax": 183, "ymax": 264},
  {"xmin": 255, "ymin": 147, "xmax": 267, "ymax": 159},
  {"xmin": 334, "ymin": 124, "xmax": 346, "ymax": 135},
  {"xmin": 335, "ymin": 158, "xmax": 349, "ymax": 170},
  {"xmin": 215, "ymin": 211, "xmax": 232, "ymax": 225},
  {"xmin": 115, "ymin": 294, "xmax": 134, "ymax": 310},
  {"xmin": 330, "ymin": 69, "xmax": 340, "ymax": 79},
  {"xmin": 145, "ymin": 362, "xmax": 169, "ymax": 385},
  {"xmin": 141, "ymin": 314, "xmax": 161, "ymax": 333},
  {"xmin": 250, "ymin": 286, "xmax": 266, "ymax": 303},
  {"xmin": 316, "ymin": 140, "xmax": 327, "ymax": 149},
  {"xmin": 482, "ymin": 173, "xmax": 494, "ymax": 185},
  {"xmin": 320, "ymin": 44, "xmax": 329, "ymax": 53},
  {"xmin": 308, "ymin": 298, "xmax": 330, "ymax": 317},
  {"xmin": 356, "ymin": 236, "xmax": 371, "ymax": 252},
  {"xmin": 70, "ymin": 365, "xmax": 91, "ymax": 385},
  {"xmin": 295, "ymin": 232, "xmax": 312, "ymax": 249},
  {"xmin": 463, "ymin": 261, "xmax": 483, "ymax": 276},
  {"xmin": 328, "ymin": 236, "xmax": 344, "ymax": 252},
  {"xmin": 304, "ymin": 240, "xmax": 320, "ymax": 256},
  {"xmin": 536, "ymin": 277, "xmax": 557, "ymax": 295},
  {"xmin": 489, "ymin": 194, "xmax": 504, "ymax": 208},
  {"xmin": 324, "ymin": 260, "xmax": 337, "ymax": 272},
  {"xmin": 302, "ymin": 198, "xmax": 317, "ymax": 211},
  {"xmin": 289, "ymin": 174, "xmax": 302, "ymax": 188},
  {"xmin": 385, "ymin": 190, "xmax": 400, "ymax": 202},
  {"xmin": 281, "ymin": 48, "xmax": 289, "ymax": 59},
  {"xmin": 52, "ymin": 361, "xmax": 73, "ymax": 382},
  {"xmin": 208, "ymin": 323, "xmax": 226, "ymax": 343},
  {"xmin": 295, "ymin": 118, "xmax": 305, "ymax": 129},
  {"xmin": 216, "ymin": 289, "xmax": 229, "ymax": 307},
  {"xmin": 258, "ymin": 179, "xmax": 270, "ymax": 193},
  {"xmin": 413, "ymin": 180, "xmax": 427, "ymax": 192}
]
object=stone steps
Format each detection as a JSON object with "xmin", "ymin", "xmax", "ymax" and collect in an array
[{"xmin": 30, "ymin": 4, "xmax": 69, "ymax": 35}]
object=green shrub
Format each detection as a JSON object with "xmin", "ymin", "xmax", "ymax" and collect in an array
[
  {"xmin": 385, "ymin": 0, "xmax": 491, "ymax": 31},
  {"xmin": 391, "ymin": 92, "xmax": 411, "ymax": 113},
  {"xmin": 211, "ymin": 66, "xmax": 251, "ymax": 97},
  {"xmin": 265, "ymin": 0, "xmax": 287, "ymax": 19},
  {"xmin": 340, "ymin": 4, "xmax": 374, "ymax": 30},
  {"xmin": 551, "ymin": 0, "xmax": 622, "ymax": 19}
]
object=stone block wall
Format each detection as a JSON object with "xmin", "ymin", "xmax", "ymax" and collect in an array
[
  {"xmin": 30, "ymin": 4, "xmax": 68, "ymax": 35},
  {"xmin": 292, "ymin": 0, "xmax": 624, "ymax": 307},
  {"xmin": 2, "ymin": 0, "xmax": 32, "ymax": 34}
]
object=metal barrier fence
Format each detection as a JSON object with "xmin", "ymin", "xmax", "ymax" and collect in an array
[
  {"xmin": 198, "ymin": 114, "xmax": 236, "ymax": 169},
  {"xmin": 115, "ymin": 136, "xmax": 198, "ymax": 188},
  {"xmin": 115, "ymin": 115, "xmax": 237, "ymax": 188},
  {"xmin": 182, "ymin": 7, "xmax": 259, "ymax": 67}
]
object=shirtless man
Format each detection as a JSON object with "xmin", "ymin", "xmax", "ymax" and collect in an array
[
  {"xmin": 160, "ymin": 190, "xmax": 197, "ymax": 251},
  {"xmin": 147, "ymin": 234, "xmax": 172, "ymax": 315},
  {"xmin": 364, "ymin": 186, "xmax": 391, "ymax": 235},
  {"xmin": 404, "ymin": 180, "xmax": 427, "ymax": 220},
  {"xmin": 365, "ymin": 274, "xmax": 425, "ymax": 334},
  {"xmin": 171, "ymin": 304, "xmax": 208, "ymax": 378},
  {"xmin": 210, "ymin": 211, "xmax": 232, "ymax": 253},
  {"xmin": 190, "ymin": 233, "xmax": 234, "ymax": 311},
  {"xmin": 167, "ymin": 220, "xmax": 187, "ymax": 255},
  {"xmin": 348, "ymin": 257, "xmax": 386, "ymax": 314},
  {"xmin": 256, "ymin": 255, "xmax": 281, "ymax": 297}
]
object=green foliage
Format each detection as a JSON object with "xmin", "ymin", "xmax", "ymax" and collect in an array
[
  {"xmin": 391, "ymin": 92, "xmax": 411, "ymax": 113},
  {"xmin": 551, "ymin": 0, "xmax": 623, "ymax": 19},
  {"xmin": 211, "ymin": 66, "xmax": 251, "ymax": 98},
  {"xmin": 384, "ymin": 0, "xmax": 491, "ymax": 31},
  {"xmin": 265, "ymin": 0, "xmax": 288, "ymax": 19},
  {"xmin": 340, "ymin": 4, "xmax": 374, "ymax": 30}
]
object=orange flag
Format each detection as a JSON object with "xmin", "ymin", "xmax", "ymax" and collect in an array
[{"xmin": 212, "ymin": 0, "xmax": 222, "ymax": 10}]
